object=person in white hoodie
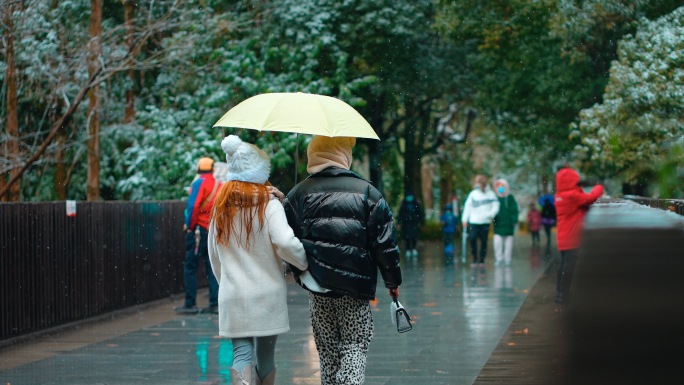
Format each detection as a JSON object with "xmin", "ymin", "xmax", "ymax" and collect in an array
[
  {"xmin": 208, "ymin": 135, "xmax": 309, "ymax": 385},
  {"xmin": 461, "ymin": 175, "xmax": 500, "ymax": 267}
]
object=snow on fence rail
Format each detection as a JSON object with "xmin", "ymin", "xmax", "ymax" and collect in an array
[{"xmin": 623, "ymin": 196, "xmax": 684, "ymax": 216}]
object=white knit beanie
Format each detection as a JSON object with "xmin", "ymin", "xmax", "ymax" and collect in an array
[{"xmin": 221, "ymin": 135, "xmax": 271, "ymax": 184}]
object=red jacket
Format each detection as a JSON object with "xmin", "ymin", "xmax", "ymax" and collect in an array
[
  {"xmin": 554, "ymin": 168, "xmax": 604, "ymax": 251},
  {"xmin": 527, "ymin": 209, "xmax": 542, "ymax": 232},
  {"xmin": 185, "ymin": 173, "xmax": 220, "ymax": 230}
]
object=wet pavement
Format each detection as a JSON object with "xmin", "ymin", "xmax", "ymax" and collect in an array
[{"xmin": 1, "ymin": 235, "xmax": 555, "ymax": 385}]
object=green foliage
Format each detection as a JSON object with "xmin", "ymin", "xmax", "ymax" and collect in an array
[
  {"xmin": 658, "ymin": 142, "xmax": 684, "ymax": 198},
  {"xmin": 550, "ymin": 0, "xmax": 682, "ymax": 67},
  {"xmin": 5, "ymin": 0, "xmax": 681, "ymax": 202},
  {"xmin": 435, "ymin": 0, "xmax": 597, "ymax": 171},
  {"xmin": 572, "ymin": 7, "xmax": 684, "ymax": 185},
  {"xmin": 419, "ymin": 220, "xmax": 444, "ymax": 241}
]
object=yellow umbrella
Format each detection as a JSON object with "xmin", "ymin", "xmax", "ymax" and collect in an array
[{"xmin": 213, "ymin": 92, "xmax": 380, "ymax": 140}]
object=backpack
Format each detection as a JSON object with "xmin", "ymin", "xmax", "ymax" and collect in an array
[{"xmin": 541, "ymin": 200, "xmax": 556, "ymax": 220}]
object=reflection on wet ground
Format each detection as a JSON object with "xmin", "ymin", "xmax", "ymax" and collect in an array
[{"xmin": 1, "ymin": 235, "xmax": 554, "ymax": 385}]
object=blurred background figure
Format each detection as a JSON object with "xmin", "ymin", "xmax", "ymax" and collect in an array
[
  {"xmin": 461, "ymin": 175, "xmax": 500, "ymax": 267},
  {"xmin": 176, "ymin": 157, "xmax": 221, "ymax": 315},
  {"xmin": 527, "ymin": 201, "xmax": 542, "ymax": 246},
  {"xmin": 398, "ymin": 190, "xmax": 425, "ymax": 258},
  {"xmin": 492, "ymin": 179, "xmax": 519, "ymax": 266},
  {"xmin": 554, "ymin": 167, "xmax": 604, "ymax": 304},
  {"xmin": 212, "ymin": 161, "xmax": 229, "ymax": 183},
  {"xmin": 440, "ymin": 203, "xmax": 458, "ymax": 260},
  {"xmin": 538, "ymin": 193, "xmax": 557, "ymax": 254}
]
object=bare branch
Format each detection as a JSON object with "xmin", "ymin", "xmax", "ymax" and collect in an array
[{"xmin": 0, "ymin": 65, "xmax": 103, "ymax": 199}]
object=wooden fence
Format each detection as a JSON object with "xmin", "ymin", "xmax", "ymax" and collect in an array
[{"xmin": 0, "ymin": 201, "xmax": 187, "ymax": 342}]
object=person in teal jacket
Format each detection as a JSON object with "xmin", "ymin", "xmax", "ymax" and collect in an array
[{"xmin": 492, "ymin": 179, "xmax": 519, "ymax": 266}]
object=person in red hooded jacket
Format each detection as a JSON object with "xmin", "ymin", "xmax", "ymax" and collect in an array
[{"xmin": 554, "ymin": 167, "xmax": 604, "ymax": 303}]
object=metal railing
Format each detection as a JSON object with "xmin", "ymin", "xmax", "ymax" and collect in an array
[
  {"xmin": 623, "ymin": 196, "xmax": 684, "ymax": 216},
  {"xmin": 0, "ymin": 201, "xmax": 188, "ymax": 342}
]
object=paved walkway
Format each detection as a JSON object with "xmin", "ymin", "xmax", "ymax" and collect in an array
[{"xmin": 1, "ymin": 234, "xmax": 558, "ymax": 385}]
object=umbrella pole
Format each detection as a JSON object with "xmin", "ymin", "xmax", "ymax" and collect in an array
[
  {"xmin": 461, "ymin": 227, "xmax": 467, "ymax": 264},
  {"xmin": 294, "ymin": 133, "xmax": 299, "ymax": 185}
]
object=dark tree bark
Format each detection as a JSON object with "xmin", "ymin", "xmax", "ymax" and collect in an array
[
  {"xmin": 123, "ymin": 0, "xmax": 136, "ymax": 123},
  {"xmin": 0, "ymin": 66, "xmax": 103, "ymax": 200},
  {"xmin": 3, "ymin": 1, "xmax": 21, "ymax": 201},
  {"xmin": 367, "ymin": 97, "xmax": 386, "ymax": 192},
  {"xmin": 54, "ymin": 132, "xmax": 68, "ymax": 200},
  {"xmin": 403, "ymin": 101, "xmax": 421, "ymax": 200},
  {"xmin": 87, "ymin": 0, "xmax": 103, "ymax": 201},
  {"xmin": 0, "ymin": 1, "xmax": 175, "ymax": 200}
]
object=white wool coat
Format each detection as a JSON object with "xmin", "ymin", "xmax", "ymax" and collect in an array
[{"xmin": 208, "ymin": 199, "xmax": 308, "ymax": 338}]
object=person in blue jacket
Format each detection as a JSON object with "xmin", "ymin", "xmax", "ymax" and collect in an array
[
  {"xmin": 440, "ymin": 203, "xmax": 457, "ymax": 256},
  {"xmin": 175, "ymin": 157, "xmax": 221, "ymax": 315}
]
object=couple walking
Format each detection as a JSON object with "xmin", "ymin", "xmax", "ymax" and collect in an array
[
  {"xmin": 207, "ymin": 135, "xmax": 402, "ymax": 385},
  {"xmin": 462, "ymin": 175, "xmax": 519, "ymax": 267}
]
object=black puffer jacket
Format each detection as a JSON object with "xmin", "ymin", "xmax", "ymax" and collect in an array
[{"xmin": 284, "ymin": 167, "xmax": 402, "ymax": 300}]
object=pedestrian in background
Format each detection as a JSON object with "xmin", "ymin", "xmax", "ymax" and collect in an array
[
  {"xmin": 538, "ymin": 193, "xmax": 556, "ymax": 250},
  {"xmin": 208, "ymin": 136, "xmax": 308, "ymax": 385},
  {"xmin": 554, "ymin": 167, "xmax": 604, "ymax": 303},
  {"xmin": 440, "ymin": 203, "xmax": 458, "ymax": 256},
  {"xmin": 527, "ymin": 202, "xmax": 542, "ymax": 246},
  {"xmin": 176, "ymin": 157, "xmax": 221, "ymax": 315},
  {"xmin": 461, "ymin": 175, "xmax": 500, "ymax": 267},
  {"xmin": 284, "ymin": 136, "xmax": 402, "ymax": 385},
  {"xmin": 398, "ymin": 190, "xmax": 425, "ymax": 258},
  {"xmin": 492, "ymin": 179, "xmax": 519, "ymax": 266}
]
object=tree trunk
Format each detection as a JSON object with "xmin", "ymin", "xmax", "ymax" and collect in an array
[
  {"xmin": 0, "ymin": 64, "xmax": 103, "ymax": 200},
  {"xmin": 403, "ymin": 102, "xmax": 420, "ymax": 198},
  {"xmin": 3, "ymin": 2, "xmax": 21, "ymax": 201},
  {"xmin": 368, "ymin": 98, "xmax": 385, "ymax": 192},
  {"xmin": 417, "ymin": 107, "xmax": 432, "ymax": 213},
  {"xmin": 51, "ymin": 93, "xmax": 68, "ymax": 200},
  {"xmin": 54, "ymin": 133, "xmax": 68, "ymax": 200},
  {"xmin": 541, "ymin": 173, "xmax": 550, "ymax": 194},
  {"xmin": 438, "ymin": 171, "xmax": 453, "ymax": 211},
  {"xmin": 87, "ymin": 0, "xmax": 103, "ymax": 201},
  {"xmin": 123, "ymin": 0, "xmax": 136, "ymax": 123}
]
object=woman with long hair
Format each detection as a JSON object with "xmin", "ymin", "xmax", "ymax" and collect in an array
[{"xmin": 208, "ymin": 135, "xmax": 308, "ymax": 385}]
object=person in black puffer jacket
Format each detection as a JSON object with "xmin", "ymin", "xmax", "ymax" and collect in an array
[{"xmin": 284, "ymin": 135, "xmax": 402, "ymax": 385}]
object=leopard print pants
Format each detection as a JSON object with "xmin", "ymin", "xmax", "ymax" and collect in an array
[{"xmin": 309, "ymin": 293, "xmax": 374, "ymax": 385}]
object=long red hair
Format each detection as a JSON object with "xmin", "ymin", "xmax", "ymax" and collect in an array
[{"xmin": 211, "ymin": 180, "xmax": 271, "ymax": 249}]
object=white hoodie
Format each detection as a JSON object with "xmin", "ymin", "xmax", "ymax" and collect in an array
[{"xmin": 461, "ymin": 185, "xmax": 500, "ymax": 225}]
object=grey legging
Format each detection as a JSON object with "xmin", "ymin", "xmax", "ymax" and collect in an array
[{"xmin": 231, "ymin": 335, "xmax": 278, "ymax": 379}]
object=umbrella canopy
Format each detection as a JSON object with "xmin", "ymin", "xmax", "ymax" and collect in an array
[{"xmin": 213, "ymin": 92, "xmax": 380, "ymax": 140}]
